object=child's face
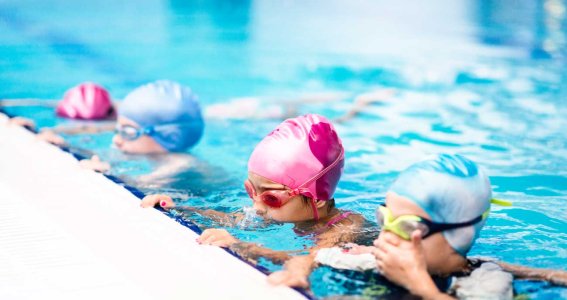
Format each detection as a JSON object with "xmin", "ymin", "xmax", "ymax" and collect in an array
[
  {"xmin": 112, "ymin": 117, "xmax": 167, "ymax": 154},
  {"xmin": 246, "ymin": 172, "xmax": 315, "ymax": 222},
  {"xmin": 377, "ymin": 192, "xmax": 465, "ymax": 274}
]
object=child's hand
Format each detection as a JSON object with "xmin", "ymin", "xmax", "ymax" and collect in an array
[
  {"xmin": 140, "ymin": 194, "xmax": 175, "ymax": 209},
  {"xmin": 8, "ymin": 117, "xmax": 36, "ymax": 130},
  {"xmin": 197, "ymin": 229, "xmax": 238, "ymax": 247},
  {"xmin": 37, "ymin": 130, "xmax": 66, "ymax": 146},
  {"xmin": 268, "ymin": 255, "xmax": 312, "ymax": 288},
  {"xmin": 373, "ymin": 231, "xmax": 444, "ymax": 299},
  {"xmin": 268, "ymin": 270, "xmax": 309, "ymax": 288},
  {"xmin": 78, "ymin": 155, "xmax": 110, "ymax": 173}
]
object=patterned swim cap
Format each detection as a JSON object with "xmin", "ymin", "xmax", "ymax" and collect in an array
[
  {"xmin": 389, "ymin": 154, "xmax": 492, "ymax": 256},
  {"xmin": 120, "ymin": 80, "xmax": 204, "ymax": 152}
]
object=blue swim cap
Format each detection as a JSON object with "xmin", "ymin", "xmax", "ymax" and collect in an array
[
  {"xmin": 389, "ymin": 154, "xmax": 492, "ymax": 256},
  {"xmin": 120, "ymin": 80, "xmax": 204, "ymax": 152}
]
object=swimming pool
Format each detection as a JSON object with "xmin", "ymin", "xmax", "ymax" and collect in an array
[{"xmin": 1, "ymin": 0, "xmax": 566, "ymax": 298}]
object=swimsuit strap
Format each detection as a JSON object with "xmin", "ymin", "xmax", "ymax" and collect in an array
[{"xmin": 325, "ymin": 211, "xmax": 352, "ymax": 227}]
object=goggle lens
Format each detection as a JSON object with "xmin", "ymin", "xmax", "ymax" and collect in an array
[
  {"xmin": 115, "ymin": 125, "xmax": 142, "ymax": 141},
  {"xmin": 375, "ymin": 206, "xmax": 430, "ymax": 240},
  {"xmin": 244, "ymin": 180, "xmax": 291, "ymax": 209},
  {"xmin": 244, "ymin": 180, "xmax": 255, "ymax": 198},
  {"xmin": 262, "ymin": 194, "xmax": 283, "ymax": 208},
  {"xmin": 398, "ymin": 219, "xmax": 429, "ymax": 237}
]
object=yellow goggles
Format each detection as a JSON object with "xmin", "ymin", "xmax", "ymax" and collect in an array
[{"xmin": 376, "ymin": 198, "xmax": 512, "ymax": 240}]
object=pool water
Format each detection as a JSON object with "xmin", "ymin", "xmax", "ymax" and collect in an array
[{"xmin": 1, "ymin": 0, "xmax": 566, "ymax": 298}]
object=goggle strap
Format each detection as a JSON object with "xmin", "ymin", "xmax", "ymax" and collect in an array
[
  {"xmin": 426, "ymin": 214, "xmax": 484, "ymax": 233},
  {"xmin": 289, "ymin": 188, "xmax": 309, "ymax": 197},
  {"xmin": 490, "ymin": 198, "xmax": 512, "ymax": 206},
  {"xmin": 143, "ymin": 127, "xmax": 154, "ymax": 136},
  {"xmin": 150, "ymin": 121, "xmax": 201, "ymax": 132},
  {"xmin": 482, "ymin": 209, "xmax": 490, "ymax": 220}
]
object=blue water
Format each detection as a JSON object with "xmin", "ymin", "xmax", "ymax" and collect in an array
[{"xmin": 1, "ymin": 0, "xmax": 566, "ymax": 298}]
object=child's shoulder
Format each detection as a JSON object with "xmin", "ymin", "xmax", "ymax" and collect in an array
[{"xmin": 323, "ymin": 211, "xmax": 367, "ymax": 233}]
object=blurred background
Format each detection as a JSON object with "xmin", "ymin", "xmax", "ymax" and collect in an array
[
  {"xmin": 1, "ymin": 0, "xmax": 566, "ymax": 298},
  {"xmin": 1, "ymin": 0, "xmax": 565, "ymax": 99}
]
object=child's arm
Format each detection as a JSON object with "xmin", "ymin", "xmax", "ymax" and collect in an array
[
  {"xmin": 141, "ymin": 194, "xmax": 244, "ymax": 227},
  {"xmin": 47, "ymin": 122, "xmax": 115, "ymax": 135},
  {"xmin": 267, "ymin": 254, "xmax": 314, "ymax": 288},
  {"xmin": 267, "ymin": 213, "xmax": 366, "ymax": 288},
  {"xmin": 7, "ymin": 117, "xmax": 89, "ymax": 150},
  {"xmin": 78, "ymin": 155, "xmax": 111, "ymax": 173},
  {"xmin": 7, "ymin": 116, "xmax": 36, "ymax": 131},
  {"xmin": 36, "ymin": 130, "xmax": 67, "ymax": 146},
  {"xmin": 334, "ymin": 89, "xmax": 396, "ymax": 123},
  {"xmin": 0, "ymin": 99, "xmax": 58, "ymax": 107},
  {"xmin": 6, "ymin": 117, "xmax": 68, "ymax": 147},
  {"xmin": 197, "ymin": 229, "xmax": 294, "ymax": 264},
  {"xmin": 492, "ymin": 261, "xmax": 567, "ymax": 286},
  {"xmin": 229, "ymin": 241, "xmax": 297, "ymax": 264}
]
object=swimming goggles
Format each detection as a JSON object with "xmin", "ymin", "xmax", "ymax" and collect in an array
[
  {"xmin": 115, "ymin": 123, "xmax": 189, "ymax": 141},
  {"xmin": 375, "ymin": 198, "xmax": 512, "ymax": 240},
  {"xmin": 114, "ymin": 124, "xmax": 154, "ymax": 141},
  {"xmin": 244, "ymin": 179, "xmax": 295, "ymax": 208},
  {"xmin": 244, "ymin": 148, "xmax": 345, "ymax": 221}
]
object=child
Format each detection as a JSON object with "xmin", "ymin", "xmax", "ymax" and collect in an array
[
  {"xmin": 103, "ymin": 80, "xmax": 212, "ymax": 189},
  {"xmin": 6, "ymin": 80, "xmax": 223, "ymax": 193},
  {"xmin": 327, "ymin": 154, "xmax": 567, "ymax": 298},
  {"xmin": 111, "ymin": 80, "xmax": 203, "ymax": 154},
  {"xmin": 2, "ymin": 82, "xmax": 115, "ymax": 143},
  {"xmin": 42, "ymin": 80, "xmax": 207, "ymax": 186},
  {"xmin": 142, "ymin": 114, "xmax": 366, "ymax": 285},
  {"xmin": 55, "ymin": 82, "xmax": 115, "ymax": 120},
  {"xmin": 1, "ymin": 82, "xmax": 115, "ymax": 121}
]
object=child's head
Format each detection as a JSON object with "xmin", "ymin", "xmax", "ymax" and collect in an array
[
  {"xmin": 376, "ymin": 154, "xmax": 492, "ymax": 273},
  {"xmin": 246, "ymin": 114, "xmax": 344, "ymax": 222},
  {"xmin": 56, "ymin": 82, "xmax": 114, "ymax": 120},
  {"xmin": 114, "ymin": 80, "xmax": 204, "ymax": 154}
]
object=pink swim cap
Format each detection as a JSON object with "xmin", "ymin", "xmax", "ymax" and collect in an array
[
  {"xmin": 248, "ymin": 114, "xmax": 344, "ymax": 201},
  {"xmin": 56, "ymin": 82, "xmax": 113, "ymax": 120}
]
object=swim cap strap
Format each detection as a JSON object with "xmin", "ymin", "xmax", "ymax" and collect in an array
[
  {"xmin": 290, "ymin": 147, "xmax": 345, "ymax": 199},
  {"xmin": 310, "ymin": 198, "xmax": 320, "ymax": 221},
  {"xmin": 289, "ymin": 188, "xmax": 310, "ymax": 197}
]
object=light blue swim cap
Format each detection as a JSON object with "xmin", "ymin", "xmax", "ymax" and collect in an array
[
  {"xmin": 389, "ymin": 154, "xmax": 492, "ymax": 256},
  {"xmin": 120, "ymin": 80, "xmax": 204, "ymax": 152}
]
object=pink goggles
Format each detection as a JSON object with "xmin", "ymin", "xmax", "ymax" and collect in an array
[
  {"xmin": 244, "ymin": 179, "xmax": 320, "ymax": 221},
  {"xmin": 245, "ymin": 147, "xmax": 344, "ymax": 221}
]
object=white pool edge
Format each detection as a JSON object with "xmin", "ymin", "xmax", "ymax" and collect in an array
[{"xmin": 0, "ymin": 113, "xmax": 308, "ymax": 300}]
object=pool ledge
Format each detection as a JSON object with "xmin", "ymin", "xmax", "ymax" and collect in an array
[{"xmin": 0, "ymin": 114, "xmax": 306, "ymax": 300}]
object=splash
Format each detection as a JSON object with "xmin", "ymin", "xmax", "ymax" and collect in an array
[{"xmin": 236, "ymin": 206, "xmax": 268, "ymax": 229}]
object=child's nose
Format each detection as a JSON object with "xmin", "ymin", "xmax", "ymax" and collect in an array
[
  {"xmin": 252, "ymin": 200, "xmax": 265, "ymax": 212},
  {"xmin": 112, "ymin": 134, "xmax": 123, "ymax": 146},
  {"xmin": 248, "ymin": 192, "xmax": 260, "ymax": 203}
]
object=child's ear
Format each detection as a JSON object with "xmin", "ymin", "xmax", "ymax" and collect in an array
[{"xmin": 314, "ymin": 199, "xmax": 327, "ymax": 209}]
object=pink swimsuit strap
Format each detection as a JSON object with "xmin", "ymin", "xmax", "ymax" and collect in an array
[{"xmin": 325, "ymin": 211, "xmax": 352, "ymax": 227}]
